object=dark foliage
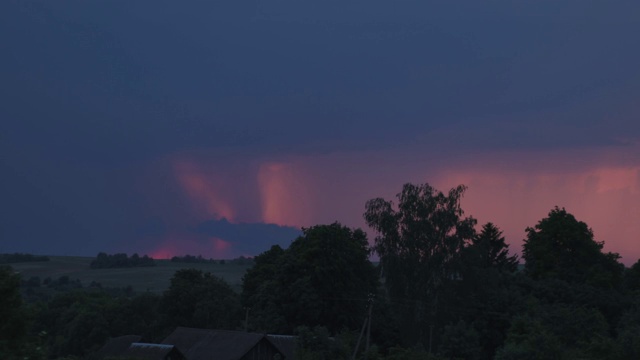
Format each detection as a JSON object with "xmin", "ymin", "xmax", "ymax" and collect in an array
[
  {"xmin": 523, "ymin": 207, "xmax": 623, "ymax": 288},
  {"xmin": 364, "ymin": 183, "xmax": 477, "ymax": 347},
  {"xmin": 471, "ymin": 223, "xmax": 518, "ymax": 273},
  {"xmin": 242, "ymin": 223, "xmax": 380, "ymax": 336},
  {"xmin": 0, "ymin": 266, "xmax": 29, "ymax": 358},
  {"xmin": 295, "ymin": 326, "xmax": 351, "ymax": 360},
  {"xmin": 9, "ymin": 183, "xmax": 640, "ymax": 360},
  {"xmin": 24, "ymin": 268, "xmax": 241, "ymax": 358},
  {"xmin": 159, "ymin": 269, "xmax": 242, "ymax": 333},
  {"xmin": 624, "ymin": 259, "xmax": 640, "ymax": 294}
]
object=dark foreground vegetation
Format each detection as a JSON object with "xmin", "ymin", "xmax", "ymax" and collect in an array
[{"xmin": 2, "ymin": 182, "xmax": 640, "ymax": 360}]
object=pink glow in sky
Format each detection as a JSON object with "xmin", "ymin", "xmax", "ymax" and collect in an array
[
  {"xmin": 172, "ymin": 160, "xmax": 237, "ymax": 222},
  {"xmin": 257, "ymin": 162, "xmax": 314, "ymax": 227},
  {"xmin": 143, "ymin": 143, "xmax": 640, "ymax": 265},
  {"xmin": 432, "ymin": 165, "xmax": 640, "ymax": 263},
  {"xmin": 5, "ymin": 1, "xmax": 640, "ymax": 263}
]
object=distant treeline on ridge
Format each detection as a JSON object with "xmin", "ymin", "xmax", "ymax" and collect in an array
[
  {"xmin": 170, "ymin": 254, "xmax": 255, "ymax": 265},
  {"xmin": 0, "ymin": 253, "xmax": 50, "ymax": 264},
  {"xmin": 90, "ymin": 252, "xmax": 155, "ymax": 269},
  {"xmin": 170, "ymin": 254, "xmax": 218, "ymax": 264}
]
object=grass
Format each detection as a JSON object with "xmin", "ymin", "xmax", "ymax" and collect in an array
[{"xmin": 10, "ymin": 256, "xmax": 253, "ymax": 293}]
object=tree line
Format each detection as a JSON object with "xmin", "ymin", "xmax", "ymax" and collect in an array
[
  {"xmin": 170, "ymin": 254, "xmax": 255, "ymax": 265},
  {"xmin": 1, "ymin": 266, "xmax": 240, "ymax": 359},
  {"xmin": 90, "ymin": 252, "xmax": 155, "ymax": 269},
  {"xmin": 2, "ymin": 182, "xmax": 640, "ymax": 359}
]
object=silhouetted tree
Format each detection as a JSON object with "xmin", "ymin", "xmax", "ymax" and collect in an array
[
  {"xmin": 241, "ymin": 245, "xmax": 287, "ymax": 331},
  {"xmin": 443, "ymin": 223, "xmax": 519, "ymax": 359},
  {"xmin": 160, "ymin": 269, "xmax": 242, "ymax": 332},
  {"xmin": 242, "ymin": 223, "xmax": 378, "ymax": 335},
  {"xmin": 472, "ymin": 222, "xmax": 518, "ymax": 273},
  {"xmin": 624, "ymin": 259, "xmax": 640, "ymax": 294},
  {"xmin": 364, "ymin": 183, "xmax": 476, "ymax": 347},
  {"xmin": 523, "ymin": 207, "xmax": 623, "ymax": 288}
]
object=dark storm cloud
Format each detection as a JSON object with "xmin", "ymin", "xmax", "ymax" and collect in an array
[
  {"xmin": 124, "ymin": 217, "xmax": 300, "ymax": 257},
  {"xmin": 3, "ymin": 0, "xmax": 639, "ymax": 163},
  {"xmin": 195, "ymin": 218, "xmax": 301, "ymax": 254},
  {"xmin": 2, "ymin": 0, "xmax": 639, "ymax": 256}
]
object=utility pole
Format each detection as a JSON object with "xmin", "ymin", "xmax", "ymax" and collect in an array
[
  {"xmin": 364, "ymin": 294, "xmax": 374, "ymax": 359},
  {"xmin": 351, "ymin": 311, "xmax": 367, "ymax": 360},
  {"xmin": 244, "ymin": 307, "xmax": 250, "ymax": 332},
  {"xmin": 351, "ymin": 294, "xmax": 374, "ymax": 360}
]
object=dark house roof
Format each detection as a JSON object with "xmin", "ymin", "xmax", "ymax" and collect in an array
[
  {"xmin": 96, "ymin": 335, "xmax": 142, "ymax": 358},
  {"xmin": 122, "ymin": 343, "xmax": 185, "ymax": 360},
  {"xmin": 162, "ymin": 327, "xmax": 287, "ymax": 360}
]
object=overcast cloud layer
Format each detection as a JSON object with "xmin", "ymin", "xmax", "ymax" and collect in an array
[{"xmin": 2, "ymin": 1, "xmax": 639, "ymax": 263}]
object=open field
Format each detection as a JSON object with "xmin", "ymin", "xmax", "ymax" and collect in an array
[{"xmin": 9, "ymin": 256, "xmax": 252, "ymax": 293}]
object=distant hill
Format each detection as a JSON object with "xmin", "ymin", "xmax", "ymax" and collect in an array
[
  {"xmin": 0, "ymin": 253, "xmax": 50, "ymax": 264},
  {"xmin": 9, "ymin": 256, "xmax": 252, "ymax": 293}
]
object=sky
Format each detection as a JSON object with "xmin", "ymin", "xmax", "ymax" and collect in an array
[{"xmin": 1, "ymin": 0, "xmax": 639, "ymax": 265}]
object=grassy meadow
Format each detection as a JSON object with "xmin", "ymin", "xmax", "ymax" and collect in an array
[{"xmin": 10, "ymin": 256, "xmax": 252, "ymax": 293}]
